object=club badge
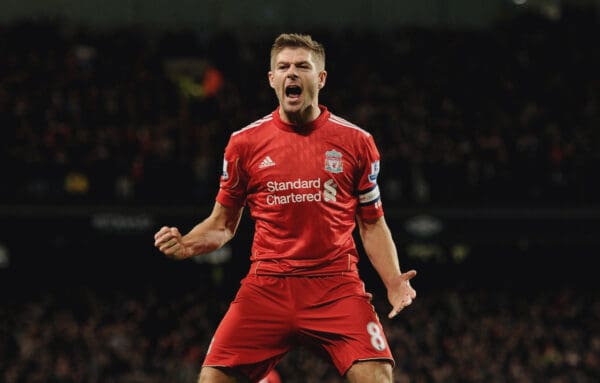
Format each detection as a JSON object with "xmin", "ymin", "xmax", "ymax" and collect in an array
[{"xmin": 324, "ymin": 150, "xmax": 343, "ymax": 173}]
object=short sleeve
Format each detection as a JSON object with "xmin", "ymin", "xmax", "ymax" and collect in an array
[
  {"xmin": 356, "ymin": 134, "xmax": 383, "ymax": 221},
  {"xmin": 216, "ymin": 136, "xmax": 247, "ymax": 208}
]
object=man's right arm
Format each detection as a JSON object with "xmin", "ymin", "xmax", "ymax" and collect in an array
[{"xmin": 154, "ymin": 201, "xmax": 244, "ymax": 260}]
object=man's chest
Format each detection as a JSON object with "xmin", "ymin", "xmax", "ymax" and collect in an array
[{"xmin": 243, "ymin": 133, "xmax": 358, "ymax": 198}]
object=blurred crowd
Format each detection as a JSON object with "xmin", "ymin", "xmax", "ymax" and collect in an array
[
  {"xmin": 1, "ymin": 282, "xmax": 598, "ymax": 383},
  {"xmin": 1, "ymin": 11, "xmax": 599, "ymax": 208},
  {"xmin": 2, "ymin": 11, "xmax": 600, "ymax": 383}
]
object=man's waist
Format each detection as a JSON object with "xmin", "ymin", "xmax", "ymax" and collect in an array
[{"xmin": 249, "ymin": 254, "xmax": 358, "ymax": 276}]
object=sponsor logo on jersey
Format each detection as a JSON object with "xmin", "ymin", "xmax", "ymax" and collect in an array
[
  {"xmin": 266, "ymin": 178, "xmax": 320, "ymax": 192},
  {"xmin": 324, "ymin": 179, "xmax": 337, "ymax": 202},
  {"xmin": 369, "ymin": 160, "xmax": 380, "ymax": 183},
  {"xmin": 324, "ymin": 150, "xmax": 343, "ymax": 173},
  {"xmin": 258, "ymin": 156, "xmax": 276, "ymax": 169},
  {"xmin": 265, "ymin": 177, "xmax": 322, "ymax": 206},
  {"xmin": 263, "ymin": 177, "xmax": 338, "ymax": 206}
]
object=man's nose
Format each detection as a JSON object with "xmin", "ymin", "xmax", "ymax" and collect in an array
[{"xmin": 286, "ymin": 65, "xmax": 298, "ymax": 78}]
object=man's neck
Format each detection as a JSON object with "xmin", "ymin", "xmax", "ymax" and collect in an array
[{"xmin": 280, "ymin": 104, "xmax": 321, "ymax": 126}]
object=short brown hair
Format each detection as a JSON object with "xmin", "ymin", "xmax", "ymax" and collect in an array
[{"xmin": 270, "ymin": 33, "xmax": 325, "ymax": 70}]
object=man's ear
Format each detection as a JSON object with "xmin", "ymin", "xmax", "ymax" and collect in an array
[
  {"xmin": 318, "ymin": 70, "xmax": 327, "ymax": 89},
  {"xmin": 268, "ymin": 71, "xmax": 275, "ymax": 89}
]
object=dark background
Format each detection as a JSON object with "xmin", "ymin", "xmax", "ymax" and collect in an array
[{"xmin": 1, "ymin": 1, "xmax": 599, "ymax": 382}]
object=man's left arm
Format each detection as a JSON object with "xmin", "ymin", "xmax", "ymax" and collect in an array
[{"xmin": 357, "ymin": 215, "xmax": 417, "ymax": 319}]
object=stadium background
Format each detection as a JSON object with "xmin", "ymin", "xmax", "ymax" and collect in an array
[{"xmin": 1, "ymin": 0, "xmax": 599, "ymax": 382}]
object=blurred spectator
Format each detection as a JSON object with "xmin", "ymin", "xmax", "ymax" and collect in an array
[
  {"xmin": 1, "ymin": 283, "xmax": 598, "ymax": 382},
  {"xmin": 1, "ymin": 12, "xmax": 599, "ymax": 207},
  {"xmin": 1, "ymin": 13, "xmax": 600, "ymax": 381}
]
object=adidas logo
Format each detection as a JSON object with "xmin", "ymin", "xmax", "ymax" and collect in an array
[{"xmin": 258, "ymin": 156, "xmax": 276, "ymax": 169}]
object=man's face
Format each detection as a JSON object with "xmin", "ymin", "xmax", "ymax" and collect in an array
[{"xmin": 268, "ymin": 47, "xmax": 327, "ymax": 118}]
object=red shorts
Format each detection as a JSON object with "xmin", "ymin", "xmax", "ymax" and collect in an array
[{"xmin": 202, "ymin": 272, "xmax": 394, "ymax": 382}]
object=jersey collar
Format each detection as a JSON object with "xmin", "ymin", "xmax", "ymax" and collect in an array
[{"xmin": 272, "ymin": 105, "xmax": 330, "ymax": 133}]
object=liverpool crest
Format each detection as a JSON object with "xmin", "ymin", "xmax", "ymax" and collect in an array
[{"xmin": 324, "ymin": 150, "xmax": 343, "ymax": 173}]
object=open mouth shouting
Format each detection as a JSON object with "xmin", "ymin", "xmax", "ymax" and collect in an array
[{"xmin": 284, "ymin": 84, "xmax": 302, "ymax": 102}]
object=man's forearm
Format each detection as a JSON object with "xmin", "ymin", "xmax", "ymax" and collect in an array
[
  {"xmin": 359, "ymin": 216, "xmax": 403, "ymax": 288},
  {"xmin": 183, "ymin": 221, "xmax": 234, "ymax": 256}
]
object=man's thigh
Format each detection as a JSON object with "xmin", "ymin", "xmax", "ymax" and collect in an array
[
  {"xmin": 203, "ymin": 275, "xmax": 292, "ymax": 381},
  {"xmin": 345, "ymin": 360, "xmax": 393, "ymax": 383},
  {"xmin": 198, "ymin": 366, "xmax": 247, "ymax": 383},
  {"xmin": 292, "ymin": 274, "xmax": 394, "ymax": 376}
]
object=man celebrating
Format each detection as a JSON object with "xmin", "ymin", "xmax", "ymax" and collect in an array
[{"xmin": 154, "ymin": 33, "xmax": 417, "ymax": 383}]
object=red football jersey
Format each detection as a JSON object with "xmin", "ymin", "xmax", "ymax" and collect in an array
[{"xmin": 216, "ymin": 106, "xmax": 383, "ymax": 275}]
